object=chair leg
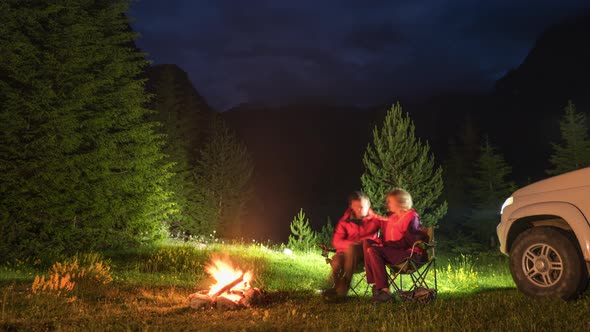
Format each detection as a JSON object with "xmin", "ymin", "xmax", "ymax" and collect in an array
[
  {"xmin": 349, "ymin": 275, "xmax": 363, "ymax": 296},
  {"xmin": 391, "ymin": 276, "xmax": 401, "ymax": 293},
  {"xmin": 387, "ymin": 268, "xmax": 401, "ymax": 293},
  {"xmin": 417, "ymin": 263, "xmax": 431, "ymax": 289},
  {"xmin": 388, "ymin": 259, "xmax": 438, "ymax": 296},
  {"xmin": 362, "ymin": 274, "xmax": 370, "ymax": 297},
  {"xmin": 434, "ymin": 259, "xmax": 438, "ymax": 291},
  {"xmin": 413, "ymin": 269, "xmax": 428, "ymax": 290},
  {"xmin": 350, "ymin": 272, "xmax": 374, "ymax": 297}
]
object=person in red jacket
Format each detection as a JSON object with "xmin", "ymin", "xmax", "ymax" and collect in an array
[
  {"xmin": 328, "ymin": 191, "xmax": 384, "ymax": 297},
  {"xmin": 360, "ymin": 188, "xmax": 426, "ymax": 303}
]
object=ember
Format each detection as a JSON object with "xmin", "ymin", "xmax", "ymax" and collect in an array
[{"xmin": 189, "ymin": 257, "xmax": 262, "ymax": 310}]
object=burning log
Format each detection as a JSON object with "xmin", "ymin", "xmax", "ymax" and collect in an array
[
  {"xmin": 238, "ymin": 287, "xmax": 262, "ymax": 307},
  {"xmin": 216, "ymin": 296, "xmax": 239, "ymax": 310},
  {"xmin": 188, "ymin": 257, "xmax": 264, "ymax": 310},
  {"xmin": 210, "ymin": 273, "xmax": 244, "ymax": 300}
]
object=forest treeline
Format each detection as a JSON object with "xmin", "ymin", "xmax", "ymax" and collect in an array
[
  {"xmin": 286, "ymin": 101, "xmax": 590, "ymax": 252},
  {"xmin": 440, "ymin": 100, "xmax": 590, "ymax": 247},
  {"xmin": 1, "ymin": 1, "xmax": 589, "ymax": 263},
  {"xmin": 0, "ymin": 1, "xmax": 252, "ymax": 263}
]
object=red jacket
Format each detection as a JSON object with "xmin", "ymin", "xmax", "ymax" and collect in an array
[{"xmin": 331, "ymin": 208, "xmax": 385, "ymax": 253}]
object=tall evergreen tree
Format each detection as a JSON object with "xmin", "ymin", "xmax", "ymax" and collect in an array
[
  {"xmin": 361, "ymin": 103, "xmax": 447, "ymax": 227},
  {"xmin": 547, "ymin": 100, "xmax": 590, "ymax": 175},
  {"xmin": 0, "ymin": 1, "xmax": 173, "ymax": 261},
  {"xmin": 146, "ymin": 64, "xmax": 211, "ymax": 162},
  {"xmin": 193, "ymin": 119, "xmax": 253, "ymax": 237},
  {"xmin": 468, "ymin": 137, "xmax": 515, "ymax": 244},
  {"xmin": 442, "ymin": 139, "xmax": 470, "ymax": 231},
  {"xmin": 148, "ymin": 65, "xmax": 205, "ymax": 236},
  {"xmin": 441, "ymin": 118, "xmax": 480, "ymax": 234}
]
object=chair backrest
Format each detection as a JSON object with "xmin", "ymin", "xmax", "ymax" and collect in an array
[
  {"xmin": 422, "ymin": 226, "xmax": 435, "ymax": 260},
  {"xmin": 424, "ymin": 227, "xmax": 434, "ymax": 244}
]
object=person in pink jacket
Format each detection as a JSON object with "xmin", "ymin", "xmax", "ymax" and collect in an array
[
  {"xmin": 359, "ymin": 188, "xmax": 426, "ymax": 303},
  {"xmin": 328, "ymin": 191, "xmax": 385, "ymax": 297}
]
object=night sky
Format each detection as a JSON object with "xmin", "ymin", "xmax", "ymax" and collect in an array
[{"xmin": 129, "ymin": 0, "xmax": 590, "ymax": 111}]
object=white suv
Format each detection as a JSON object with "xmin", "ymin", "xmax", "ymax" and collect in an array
[{"xmin": 497, "ymin": 167, "xmax": 590, "ymax": 299}]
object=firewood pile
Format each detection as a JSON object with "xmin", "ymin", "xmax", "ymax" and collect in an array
[{"xmin": 189, "ymin": 259, "xmax": 263, "ymax": 310}]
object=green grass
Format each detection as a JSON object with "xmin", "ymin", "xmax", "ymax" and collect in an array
[{"xmin": 0, "ymin": 240, "xmax": 588, "ymax": 331}]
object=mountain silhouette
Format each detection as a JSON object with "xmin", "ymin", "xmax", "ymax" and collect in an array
[{"xmin": 220, "ymin": 15, "xmax": 590, "ymax": 241}]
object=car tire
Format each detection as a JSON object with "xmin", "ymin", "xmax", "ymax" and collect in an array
[{"xmin": 510, "ymin": 227, "xmax": 586, "ymax": 300}]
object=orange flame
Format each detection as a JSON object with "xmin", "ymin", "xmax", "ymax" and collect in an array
[{"xmin": 205, "ymin": 257, "xmax": 253, "ymax": 303}]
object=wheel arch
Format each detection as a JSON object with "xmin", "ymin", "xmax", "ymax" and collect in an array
[{"xmin": 504, "ymin": 202, "xmax": 590, "ymax": 263}]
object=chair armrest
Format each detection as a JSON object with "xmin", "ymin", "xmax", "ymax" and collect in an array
[
  {"xmin": 408, "ymin": 239, "xmax": 436, "ymax": 260},
  {"xmin": 316, "ymin": 243, "xmax": 336, "ymax": 258},
  {"xmin": 407, "ymin": 241, "xmax": 423, "ymax": 259}
]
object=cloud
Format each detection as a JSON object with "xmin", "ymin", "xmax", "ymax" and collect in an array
[
  {"xmin": 129, "ymin": 0, "xmax": 590, "ymax": 110},
  {"xmin": 343, "ymin": 23, "xmax": 405, "ymax": 53}
]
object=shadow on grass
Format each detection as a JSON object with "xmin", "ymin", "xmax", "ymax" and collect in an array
[
  {"xmin": 257, "ymin": 290, "xmax": 317, "ymax": 307},
  {"xmin": 263, "ymin": 288, "xmax": 518, "ymax": 305},
  {"xmin": 1, "ymin": 321, "xmax": 56, "ymax": 332},
  {"xmin": 162, "ymin": 306, "xmax": 195, "ymax": 317},
  {"xmin": 436, "ymin": 286, "xmax": 518, "ymax": 300}
]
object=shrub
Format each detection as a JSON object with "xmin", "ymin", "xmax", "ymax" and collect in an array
[
  {"xmin": 437, "ymin": 233, "xmax": 487, "ymax": 256},
  {"xmin": 287, "ymin": 209, "xmax": 317, "ymax": 252},
  {"xmin": 443, "ymin": 254, "xmax": 479, "ymax": 292},
  {"xmin": 316, "ymin": 217, "xmax": 334, "ymax": 246},
  {"xmin": 140, "ymin": 246, "xmax": 207, "ymax": 274},
  {"xmin": 31, "ymin": 253, "xmax": 112, "ymax": 297}
]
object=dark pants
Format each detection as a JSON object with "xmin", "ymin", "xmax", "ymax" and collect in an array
[
  {"xmin": 363, "ymin": 239, "xmax": 417, "ymax": 290},
  {"xmin": 330, "ymin": 242, "xmax": 363, "ymax": 295}
]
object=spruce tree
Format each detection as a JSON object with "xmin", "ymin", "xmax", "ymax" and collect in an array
[
  {"xmin": 361, "ymin": 102, "xmax": 447, "ymax": 227},
  {"xmin": 442, "ymin": 139, "xmax": 470, "ymax": 231},
  {"xmin": 193, "ymin": 119, "xmax": 253, "ymax": 237},
  {"xmin": 317, "ymin": 217, "xmax": 334, "ymax": 246},
  {"xmin": 287, "ymin": 209, "xmax": 317, "ymax": 252},
  {"xmin": 547, "ymin": 101, "xmax": 590, "ymax": 175},
  {"xmin": 0, "ymin": 1, "xmax": 173, "ymax": 261},
  {"xmin": 441, "ymin": 118, "xmax": 479, "ymax": 234},
  {"xmin": 149, "ymin": 65, "xmax": 202, "ymax": 236},
  {"xmin": 468, "ymin": 137, "xmax": 515, "ymax": 244}
]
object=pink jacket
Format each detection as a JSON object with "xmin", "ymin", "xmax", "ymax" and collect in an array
[
  {"xmin": 331, "ymin": 208, "xmax": 385, "ymax": 253},
  {"xmin": 360, "ymin": 209, "xmax": 425, "ymax": 254}
]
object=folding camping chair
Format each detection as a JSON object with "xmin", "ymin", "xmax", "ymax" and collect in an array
[
  {"xmin": 317, "ymin": 243, "xmax": 370, "ymax": 297},
  {"xmin": 386, "ymin": 227, "xmax": 437, "ymax": 297}
]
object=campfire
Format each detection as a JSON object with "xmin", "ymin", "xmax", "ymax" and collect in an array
[{"xmin": 189, "ymin": 257, "xmax": 262, "ymax": 310}]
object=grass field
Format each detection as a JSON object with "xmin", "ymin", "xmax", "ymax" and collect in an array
[{"xmin": 0, "ymin": 240, "xmax": 589, "ymax": 331}]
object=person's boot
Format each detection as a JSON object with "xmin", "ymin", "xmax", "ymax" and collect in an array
[
  {"xmin": 335, "ymin": 278, "xmax": 349, "ymax": 297},
  {"xmin": 371, "ymin": 285, "xmax": 380, "ymax": 297},
  {"xmin": 371, "ymin": 288, "xmax": 395, "ymax": 303}
]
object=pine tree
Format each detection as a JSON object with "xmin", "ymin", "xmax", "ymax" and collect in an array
[
  {"xmin": 146, "ymin": 64, "xmax": 211, "ymax": 162},
  {"xmin": 149, "ymin": 65, "xmax": 203, "ymax": 236},
  {"xmin": 441, "ymin": 118, "xmax": 479, "ymax": 234},
  {"xmin": 193, "ymin": 119, "xmax": 253, "ymax": 237},
  {"xmin": 442, "ymin": 139, "xmax": 470, "ymax": 231},
  {"xmin": 468, "ymin": 137, "xmax": 515, "ymax": 244},
  {"xmin": 361, "ymin": 103, "xmax": 447, "ymax": 227},
  {"xmin": 287, "ymin": 209, "xmax": 317, "ymax": 252},
  {"xmin": 0, "ymin": 1, "xmax": 174, "ymax": 261},
  {"xmin": 547, "ymin": 101, "xmax": 590, "ymax": 175},
  {"xmin": 317, "ymin": 217, "xmax": 334, "ymax": 246}
]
